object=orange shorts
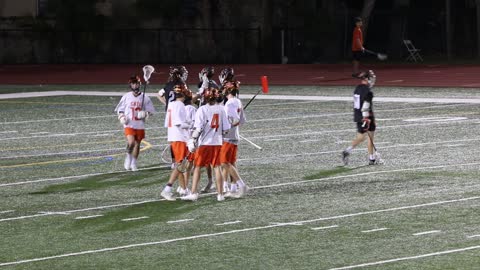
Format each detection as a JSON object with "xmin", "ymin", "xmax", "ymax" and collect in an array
[
  {"xmin": 220, "ymin": 141, "xmax": 238, "ymax": 164},
  {"xmin": 170, "ymin": 141, "xmax": 188, "ymax": 163},
  {"xmin": 194, "ymin": 145, "xmax": 222, "ymax": 167},
  {"xmin": 124, "ymin": 128, "xmax": 145, "ymax": 141}
]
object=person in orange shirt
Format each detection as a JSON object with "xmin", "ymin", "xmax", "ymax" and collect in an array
[{"xmin": 352, "ymin": 17, "xmax": 365, "ymax": 77}]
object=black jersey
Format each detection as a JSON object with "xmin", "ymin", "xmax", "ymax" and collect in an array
[
  {"xmin": 161, "ymin": 81, "xmax": 176, "ymax": 111},
  {"xmin": 353, "ymin": 84, "xmax": 374, "ymax": 122}
]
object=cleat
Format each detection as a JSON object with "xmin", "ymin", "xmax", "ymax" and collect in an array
[
  {"xmin": 217, "ymin": 194, "xmax": 225, "ymax": 201},
  {"xmin": 368, "ymin": 159, "xmax": 376, "ymax": 165},
  {"xmin": 342, "ymin": 151, "xmax": 350, "ymax": 165},
  {"xmin": 130, "ymin": 164, "xmax": 138, "ymax": 171},
  {"xmin": 201, "ymin": 183, "xmax": 213, "ymax": 193},
  {"xmin": 160, "ymin": 190, "xmax": 176, "ymax": 201},
  {"xmin": 124, "ymin": 155, "xmax": 131, "ymax": 171},
  {"xmin": 181, "ymin": 192, "xmax": 199, "ymax": 201},
  {"xmin": 178, "ymin": 188, "xmax": 190, "ymax": 196}
]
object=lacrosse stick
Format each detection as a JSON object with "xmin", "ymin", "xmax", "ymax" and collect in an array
[
  {"xmin": 141, "ymin": 65, "xmax": 155, "ymax": 110},
  {"xmin": 243, "ymin": 75, "xmax": 269, "ymax": 110},
  {"xmin": 161, "ymin": 144, "xmax": 173, "ymax": 165},
  {"xmin": 364, "ymin": 49, "xmax": 388, "ymax": 61},
  {"xmin": 176, "ymin": 152, "xmax": 193, "ymax": 173},
  {"xmin": 239, "ymin": 134, "xmax": 262, "ymax": 150},
  {"xmin": 366, "ymin": 131, "xmax": 384, "ymax": 164}
]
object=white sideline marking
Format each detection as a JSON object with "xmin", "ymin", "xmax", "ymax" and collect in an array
[
  {"xmin": 215, "ymin": 220, "xmax": 242, "ymax": 226},
  {"xmin": 1, "ymin": 147, "xmax": 125, "ymax": 160},
  {"xmin": 329, "ymin": 245, "xmax": 480, "ymax": 270},
  {"xmin": 0, "ymin": 210, "xmax": 14, "ymax": 214},
  {"xmin": 0, "ymin": 130, "xmax": 17, "ymax": 134},
  {"xmin": 361, "ymin": 228, "xmax": 388, "ymax": 233},
  {"xmin": 38, "ymin": 211, "xmax": 70, "ymax": 215},
  {"xmin": 404, "ymin": 116, "xmax": 467, "ymax": 122},
  {"xmin": 75, "ymin": 215, "xmax": 103, "ymax": 220},
  {"xmin": 413, "ymin": 230, "xmax": 441, "ymax": 236},
  {"xmin": 467, "ymin": 234, "xmax": 480, "ymax": 238},
  {"xmin": 166, "ymin": 219, "xmax": 194, "ymax": 224},
  {"xmin": 311, "ymin": 225, "xmax": 338, "ymax": 230},
  {"xmin": 121, "ymin": 216, "xmax": 149, "ymax": 222},
  {"xmin": 29, "ymin": 132, "xmax": 50, "ymax": 135}
]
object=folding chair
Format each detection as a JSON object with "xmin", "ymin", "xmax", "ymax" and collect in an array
[{"xmin": 403, "ymin": 40, "xmax": 423, "ymax": 62}]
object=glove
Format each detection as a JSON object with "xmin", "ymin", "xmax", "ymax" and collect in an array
[
  {"xmin": 187, "ymin": 138, "xmax": 197, "ymax": 153},
  {"xmin": 118, "ymin": 114, "xmax": 128, "ymax": 125},
  {"xmin": 361, "ymin": 118, "xmax": 371, "ymax": 131},
  {"xmin": 137, "ymin": 111, "xmax": 147, "ymax": 119},
  {"xmin": 158, "ymin": 89, "xmax": 165, "ymax": 97}
]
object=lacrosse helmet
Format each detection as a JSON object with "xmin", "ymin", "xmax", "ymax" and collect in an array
[
  {"xmin": 169, "ymin": 65, "xmax": 189, "ymax": 83},
  {"xmin": 222, "ymin": 80, "xmax": 240, "ymax": 97},
  {"xmin": 173, "ymin": 82, "xmax": 192, "ymax": 99},
  {"xmin": 198, "ymin": 66, "xmax": 215, "ymax": 81},
  {"xmin": 129, "ymin": 75, "xmax": 142, "ymax": 93},
  {"xmin": 203, "ymin": 87, "xmax": 221, "ymax": 104},
  {"xmin": 358, "ymin": 70, "xmax": 376, "ymax": 88},
  {"xmin": 219, "ymin": 67, "xmax": 235, "ymax": 85}
]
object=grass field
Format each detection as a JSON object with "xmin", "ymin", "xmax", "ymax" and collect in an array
[{"xmin": 1, "ymin": 84, "xmax": 480, "ymax": 269}]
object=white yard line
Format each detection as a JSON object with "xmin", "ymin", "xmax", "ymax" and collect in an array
[
  {"xmin": 75, "ymin": 215, "xmax": 103, "ymax": 220},
  {"xmin": 413, "ymin": 230, "xmax": 441, "ymax": 236},
  {"xmin": 166, "ymin": 219, "xmax": 195, "ymax": 224},
  {"xmin": 361, "ymin": 228, "xmax": 388, "ymax": 233},
  {"xmin": 0, "ymin": 147, "xmax": 125, "ymax": 160},
  {"xmin": 0, "ymin": 210, "xmax": 14, "ymax": 214},
  {"xmin": 121, "ymin": 216, "xmax": 149, "ymax": 222},
  {"xmin": 467, "ymin": 234, "xmax": 480, "ymax": 238},
  {"xmin": 311, "ymin": 225, "xmax": 339, "ymax": 231},
  {"xmin": 215, "ymin": 220, "xmax": 242, "ymax": 226},
  {"xmin": 328, "ymin": 245, "xmax": 480, "ymax": 270}
]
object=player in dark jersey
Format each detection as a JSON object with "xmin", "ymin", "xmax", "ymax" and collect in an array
[
  {"xmin": 157, "ymin": 65, "xmax": 189, "ymax": 111},
  {"xmin": 342, "ymin": 70, "xmax": 378, "ymax": 165},
  {"xmin": 195, "ymin": 66, "xmax": 219, "ymax": 106}
]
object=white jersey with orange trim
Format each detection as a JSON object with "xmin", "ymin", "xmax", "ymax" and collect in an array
[
  {"xmin": 194, "ymin": 104, "xmax": 230, "ymax": 146},
  {"xmin": 115, "ymin": 92, "xmax": 155, "ymax": 130},
  {"xmin": 165, "ymin": 100, "xmax": 189, "ymax": 142},
  {"xmin": 223, "ymin": 97, "xmax": 246, "ymax": 145}
]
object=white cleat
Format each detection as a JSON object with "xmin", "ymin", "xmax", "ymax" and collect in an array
[
  {"xmin": 130, "ymin": 164, "xmax": 138, "ymax": 171},
  {"xmin": 181, "ymin": 193, "xmax": 199, "ymax": 201},
  {"xmin": 178, "ymin": 188, "xmax": 190, "ymax": 196},
  {"xmin": 124, "ymin": 155, "xmax": 131, "ymax": 171},
  {"xmin": 217, "ymin": 194, "xmax": 225, "ymax": 202},
  {"xmin": 160, "ymin": 190, "xmax": 176, "ymax": 201}
]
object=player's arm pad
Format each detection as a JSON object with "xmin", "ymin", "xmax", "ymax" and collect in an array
[
  {"xmin": 361, "ymin": 101, "xmax": 370, "ymax": 117},
  {"xmin": 158, "ymin": 89, "xmax": 165, "ymax": 97},
  {"xmin": 192, "ymin": 128, "xmax": 202, "ymax": 139}
]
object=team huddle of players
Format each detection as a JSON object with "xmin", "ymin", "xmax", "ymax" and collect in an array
[{"xmin": 115, "ymin": 66, "xmax": 247, "ymax": 202}]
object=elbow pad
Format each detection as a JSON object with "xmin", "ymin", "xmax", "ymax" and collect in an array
[{"xmin": 361, "ymin": 101, "xmax": 370, "ymax": 117}]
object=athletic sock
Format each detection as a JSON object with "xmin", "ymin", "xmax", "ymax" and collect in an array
[
  {"xmin": 164, "ymin": 185, "xmax": 172, "ymax": 192},
  {"xmin": 369, "ymin": 154, "xmax": 375, "ymax": 160},
  {"xmin": 237, "ymin": 179, "xmax": 245, "ymax": 187},
  {"xmin": 230, "ymin": 183, "xmax": 238, "ymax": 193},
  {"xmin": 345, "ymin": 146, "xmax": 353, "ymax": 153}
]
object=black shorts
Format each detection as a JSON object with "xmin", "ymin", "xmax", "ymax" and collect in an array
[
  {"xmin": 352, "ymin": 51, "xmax": 364, "ymax": 61},
  {"xmin": 356, "ymin": 120, "xmax": 376, "ymax": 134}
]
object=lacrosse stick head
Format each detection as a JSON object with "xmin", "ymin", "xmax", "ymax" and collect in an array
[
  {"xmin": 128, "ymin": 75, "xmax": 142, "ymax": 93},
  {"xmin": 377, "ymin": 53, "xmax": 388, "ymax": 61},
  {"xmin": 161, "ymin": 145, "xmax": 173, "ymax": 165},
  {"xmin": 142, "ymin": 65, "xmax": 155, "ymax": 83},
  {"xmin": 219, "ymin": 67, "xmax": 235, "ymax": 85},
  {"xmin": 176, "ymin": 158, "xmax": 191, "ymax": 173},
  {"xmin": 198, "ymin": 66, "xmax": 215, "ymax": 81}
]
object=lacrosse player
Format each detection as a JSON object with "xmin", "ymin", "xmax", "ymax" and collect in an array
[
  {"xmin": 181, "ymin": 91, "xmax": 197, "ymax": 191},
  {"xmin": 220, "ymin": 80, "xmax": 248, "ymax": 198},
  {"xmin": 196, "ymin": 67, "xmax": 219, "ymax": 192},
  {"xmin": 181, "ymin": 87, "xmax": 231, "ymax": 202},
  {"xmin": 352, "ymin": 17, "xmax": 365, "ymax": 77},
  {"xmin": 342, "ymin": 70, "xmax": 378, "ymax": 165},
  {"xmin": 160, "ymin": 83, "xmax": 192, "ymax": 201},
  {"xmin": 157, "ymin": 65, "xmax": 189, "ymax": 111},
  {"xmin": 115, "ymin": 75, "xmax": 156, "ymax": 171}
]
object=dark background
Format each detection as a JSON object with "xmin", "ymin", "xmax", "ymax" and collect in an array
[{"xmin": 0, "ymin": 0, "xmax": 478, "ymax": 64}]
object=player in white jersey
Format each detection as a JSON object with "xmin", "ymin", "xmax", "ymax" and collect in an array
[
  {"xmin": 182, "ymin": 93, "xmax": 197, "ymax": 190},
  {"xmin": 160, "ymin": 83, "xmax": 192, "ymax": 201},
  {"xmin": 182, "ymin": 87, "xmax": 231, "ymax": 202},
  {"xmin": 115, "ymin": 75, "xmax": 156, "ymax": 171},
  {"xmin": 220, "ymin": 80, "xmax": 248, "ymax": 198}
]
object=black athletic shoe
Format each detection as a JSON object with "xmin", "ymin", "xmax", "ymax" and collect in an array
[
  {"xmin": 369, "ymin": 159, "xmax": 376, "ymax": 165},
  {"xmin": 342, "ymin": 151, "xmax": 350, "ymax": 165}
]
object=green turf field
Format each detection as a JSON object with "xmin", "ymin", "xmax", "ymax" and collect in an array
[{"xmin": 1, "ymin": 85, "xmax": 480, "ymax": 269}]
